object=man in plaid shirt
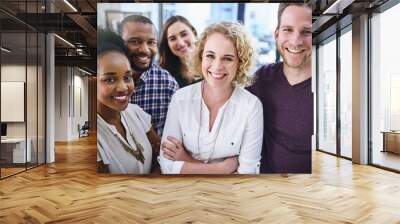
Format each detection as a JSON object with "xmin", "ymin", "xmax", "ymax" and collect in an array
[{"xmin": 120, "ymin": 15, "xmax": 179, "ymax": 136}]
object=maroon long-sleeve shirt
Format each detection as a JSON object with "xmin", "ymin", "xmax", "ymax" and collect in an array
[{"xmin": 247, "ymin": 62, "xmax": 313, "ymax": 173}]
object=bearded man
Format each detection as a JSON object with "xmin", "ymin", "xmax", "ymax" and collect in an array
[{"xmin": 120, "ymin": 15, "xmax": 179, "ymax": 136}]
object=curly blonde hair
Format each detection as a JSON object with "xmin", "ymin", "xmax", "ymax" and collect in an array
[{"xmin": 190, "ymin": 21, "xmax": 255, "ymax": 86}]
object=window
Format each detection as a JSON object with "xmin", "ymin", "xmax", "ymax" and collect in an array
[
  {"xmin": 97, "ymin": 3, "xmax": 279, "ymax": 68},
  {"xmin": 339, "ymin": 28, "xmax": 352, "ymax": 158},
  {"xmin": 370, "ymin": 2, "xmax": 400, "ymax": 171},
  {"xmin": 317, "ymin": 36, "xmax": 337, "ymax": 155}
]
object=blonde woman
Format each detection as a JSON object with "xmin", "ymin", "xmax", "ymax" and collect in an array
[{"xmin": 159, "ymin": 22, "xmax": 263, "ymax": 174}]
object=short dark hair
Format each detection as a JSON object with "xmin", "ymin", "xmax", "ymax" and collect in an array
[
  {"xmin": 159, "ymin": 16, "xmax": 197, "ymax": 79},
  {"xmin": 276, "ymin": 3, "xmax": 313, "ymax": 30},
  {"xmin": 119, "ymin": 14, "xmax": 155, "ymax": 35},
  {"xmin": 97, "ymin": 29, "xmax": 129, "ymax": 57}
]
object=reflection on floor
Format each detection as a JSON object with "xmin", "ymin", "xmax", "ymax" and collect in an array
[
  {"xmin": 340, "ymin": 147, "xmax": 352, "ymax": 159},
  {"xmin": 373, "ymin": 150, "xmax": 400, "ymax": 171},
  {"xmin": 0, "ymin": 167, "xmax": 25, "ymax": 177},
  {"xmin": 0, "ymin": 163, "xmax": 42, "ymax": 178}
]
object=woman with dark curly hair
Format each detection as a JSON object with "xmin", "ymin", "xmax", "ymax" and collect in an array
[
  {"xmin": 159, "ymin": 22, "xmax": 263, "ymax": 174},
  {"xmin": 159, "ymin": 16, "xmax": 197, "ymax": 87},
  {"xmin": 97, "ymin": 29, "xmax": 160, "ymax": 174}
]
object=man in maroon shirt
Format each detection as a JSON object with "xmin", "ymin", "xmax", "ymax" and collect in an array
[{"xmin": 248, "ymin": 3, "xmax": 313, "ymax": 173}]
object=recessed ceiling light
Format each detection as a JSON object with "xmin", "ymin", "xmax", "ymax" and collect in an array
[
  {"xmin": 54, "ymin": 34, "xmax": 75, "ymax": 48},
  {"xmin": 63, "ymin": 0, "xmax": 78, "ymax": 12},
  {"xmin": 78, "ymin": 67, "xmax": 92, "ymax": 76},
  {"xmin": 1, "ymin": 47, "xmax": 11, "ymax": 53},
  {"xmin": 323, "ymin": 0, "xmax": 355, "ymax": 15}
]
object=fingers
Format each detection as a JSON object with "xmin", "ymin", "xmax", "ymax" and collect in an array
[
  {"xmin": 162, "ymin": 136, "xmax": 187, "ymax": 162},
  {"xmin": 166, "ymin": 136, "xmax": 183, "ymax": 150},
  {"xmin": 162, "ymin": 141, "xmax": 176, "ymax": 152},
  {"xmin": 227, "ymin": 156, "xmax": 238, "ymax": 161},
  {"xmin": 162, "ymin": 145, "xmax": 175, "ymax": 159},
  {"xmin": 225, "ymin": 157, "xmax": 237, "ymax": 164},
  {"xmin": 223, "ymin": 156, "xmax": 239, "ymax": 174},
  {"xmin": 225, "ymin": 156, "xmax": 239, "ymax": 162},
  {"xmin": 163, "ymin": 152, "xmax": 174, "ymax": 161},
  {"xmin": 161, "ymin": 142, "xmax": 176, "ymax": 160}
]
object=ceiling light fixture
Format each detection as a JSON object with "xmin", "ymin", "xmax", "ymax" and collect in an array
[
  {"xmin": 1, "ymin": 47, "xmax": 11, "ymax": 53},
  {"xmin": 63, "ymin": 0, "xmax": 78, "ymax": 12},
  {"xmin": 54, "ymin": 34, "xmax": 75, "ymax": 48},
  {"xmin": 323, "ymin": 0, "xmax": 355, "ymax": 15},
  {"xmin": 78, "ymin": 67, "xmax": 93, "ymax": 76},
  {"xmin": 76, "ymin": 48, "xmax": 84, "ymax": 55}
]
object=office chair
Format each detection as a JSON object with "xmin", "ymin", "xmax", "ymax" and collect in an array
[{"xmin": 79, "ymin": 121, "xmax": 90, "ymax": 138}]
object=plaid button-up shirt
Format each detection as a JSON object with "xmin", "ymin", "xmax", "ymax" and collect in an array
[{"xmin": 130, "ymin": 64, "xmax": 179, "ymax": 136}]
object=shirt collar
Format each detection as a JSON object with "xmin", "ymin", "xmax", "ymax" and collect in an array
[
  {"xmin": 195, "ymin": 81, "xmax": 240, "ymax": 103},
  {"xmin": 97, "ymin": 113, "xmax": 118, "ymax": 136},
  {"xmin": 139, "ymin": 64, "xmax": 155, "ymax": 82},
  {"xmin": 97, "ymin": 112, "xmax": 131, "ymax": 143}
]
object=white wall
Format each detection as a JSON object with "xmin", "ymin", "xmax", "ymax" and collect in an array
[
  {"xmin": 72, "ymin": 72, "xmax": 89, "ymax": 138},
  {"xmin": 55, "ymin": 66, "xmax": 69, "ymax": 141},
  {"xmin": 54, "ymin": 67, "xmax": 89, "ymax": 141},
  {"xmin": 1, "ymin": 64, "xmax": 46, "ymax": 164},
  {"xmin": 1, "ymin": 65, "xmax": 26, "ymax": 141},
  {"xmin": 1, "ymin": 65, "xmax": 33, "ymax": 138}
]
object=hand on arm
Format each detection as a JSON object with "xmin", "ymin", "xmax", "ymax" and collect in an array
[
  {"xmin": 180, "ymin": 156, "xmax": 238, "ymax": 174},
  {"xmin": 161, "ymin": 136, "xmax": 239, "ymax": 174},
  {"xmin": 161, "ymin": 136, "xmax": 198, "ymax": 162}
]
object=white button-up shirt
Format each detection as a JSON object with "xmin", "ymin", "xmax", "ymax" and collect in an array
[
  {"xmin": 97, "ymin": 104, "xmax": 152, "ymax": 174},
  {"xmin": 159, "ymin": 82, "xmax": 263, "ymax": 174}
]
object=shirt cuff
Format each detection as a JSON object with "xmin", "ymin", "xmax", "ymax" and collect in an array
[
  {"xmin": 170, "ymin": 161, "xmax": 184, "ymax": 174},
  {"xmin": 158, "ymin": 156, "xmax": 185, "ymax": 174},
  {"xmin": 237, "ymin": 157, "xmax": 261, "ymax": 174}
]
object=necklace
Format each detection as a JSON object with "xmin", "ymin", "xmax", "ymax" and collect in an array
[
  {"xmin": 197, "ymin": 81, "xmax": 233, "ymax": 163},
  {"xmin": 119, "ymin": 112, "xmax": 145, "ymax": 164}
]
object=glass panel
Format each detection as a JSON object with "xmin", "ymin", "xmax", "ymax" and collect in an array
[
  {"xmin": 0, "ymin": 0, "xmax": 46, "ymax": 178},
  {"xmin": 339, "ymin": 29, "xmax": 352, "ymax": 158},
  {"xmin": 28, "ymin": 0, "xmax": 39, "ymax": 168},
  {"xmin": 27, "ymin": 31, "xmax": 38, "ymax": 169},
  {"xmin": 371, "ymin": 3, "xmax": 400, "ymax": 171},
  {"xmin": 1, "ymin": 31, "xmax": 27, "ymax": 177},
  {"xmin": 38, "ymin": 32, "xmax": 45, "ymax": 165},
  {"xmin": 0, "ymin": 0, "xmax": 29, "ymax": 177},
  {"xmin": 317, "ymin": 37, "xmax": 337, "ymax": 154}
]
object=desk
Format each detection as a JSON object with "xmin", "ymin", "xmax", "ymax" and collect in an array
[
  {"xmin": 1, "ymin": 138, "xmax": 31, "ymax": 163},
  {"xmin": 382, "ymin": 131, "xmax": 400, "ymax": 154}
]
